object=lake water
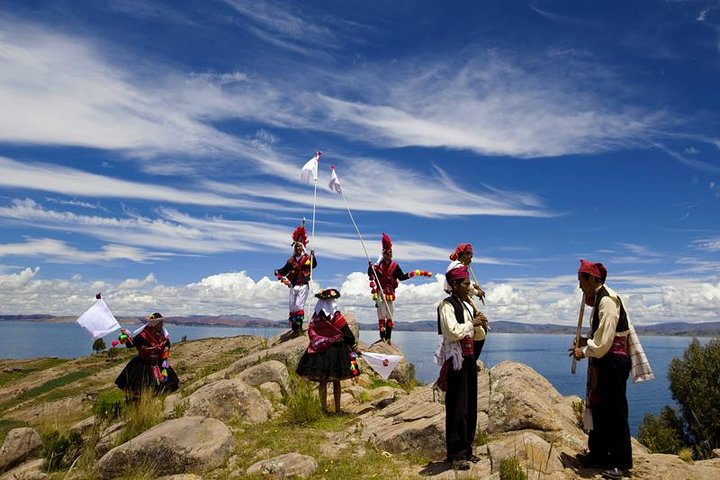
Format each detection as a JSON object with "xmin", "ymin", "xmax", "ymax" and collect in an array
[{"xmin": 0, "ymin": 321, "xmax": 710, "ymax": 435}]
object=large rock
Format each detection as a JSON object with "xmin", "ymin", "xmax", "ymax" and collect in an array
[
  {"xmin": 246, "ymin": 452, "xmax": 318, "ymax": 478},
  {"xmin": 487, "ymin": 361, "xmax": 584, "ymax": 445},
  {"xmin": 0, "ymin": 458, "xmax": 46, "ymax": 480},
  {"xmin": 0, "ymin": 428, "xmax": 42, "ymax": 474},
  {"xmin": 184, "ymin": 377, "xmax": 272, "ymax": 423},
  {"xmin": 488, "ymin": 431, "xmax": 564, "ymax": 475},
  {"xmin": 236, "ymin": 360, "xmax": 290, "ymax": 396},
  {"xmin": 95, "ymin": 416, "xmax": 233, "ymax": 479},
  {"xmin": 361, "ymin": 385, "xmax": 445, "ymax": 456}
]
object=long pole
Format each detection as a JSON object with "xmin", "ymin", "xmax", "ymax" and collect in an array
[
  {"xmin": 309, "ymin": 175, "xmax": 318, "ymax": 286},
  {"xmin": 338, "ymin": 189, "xmax": 393, "ymax": 321},
  {"xmin": 571, "ymin": 294, "xmax": 586, "ymax": 374},
  {"xmin": 468, "ymin": 265, "xmax": 486, "ymax": 305}
]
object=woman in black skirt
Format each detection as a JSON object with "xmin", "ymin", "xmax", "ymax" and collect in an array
[
  {"xmin": 115, "ymin": 312, "xmax": 180, "ymax": 397},
  {"xmin": 296, "ymin": 289, "xmax": 360, "ymax": 413}
]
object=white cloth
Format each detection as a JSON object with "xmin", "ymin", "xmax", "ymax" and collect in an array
[
  {"xmin": 628, "ymin": 324, "xmax": 654, "ymax": 383},
  {"xmin": 132, "ymin": 324, "xmax": 170, "ymax": 339},
  {"xmin": 300, "ymin": 152, "xmax": 320, "ymax": 183},
  {"xmin": 289, "ymin": 284, "xmax": 309, "ymax": 313},
  {"xmin": 328, "ymin": 167, "xmax": 342, "ymax": 195},
  {"xmin": 314, "ymin": 298, "xmax": 338, "ymax": 318},
  {"xmin": 76, "ymin": 298, "xmax": 121, "ymax": 339},
  {"xmin": 361, "ymin": 352, "xmax": 402, "ymax": 379},
  {"xmin": 434, "ymin": 335, "xmax": 464, "ymax": 371},
  {"xmin": 374, "ymin": 296, "xmax": 394, "ymax": 319}
]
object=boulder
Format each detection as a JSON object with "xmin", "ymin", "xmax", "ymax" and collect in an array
[
  {"xmin": 0, "ymin": 428, "xmax": 42, "ymax": 474},
  {"xmin": 0, "ymin": 458, "xmax": 46, "ymax": 480},
  {"xmin": 361, "ymin": 385, "xmax": 445, "ymax": 456},
  {"xmin": 488, "ymin": 431, "xmax": 564, "ymax": 475},
  {"xmin": 95, "ymin": 416, "xmax": 233, "ymax": 479},
  {"xmin": 487, "ymin": 361, "xmax": 584, "ymax": 442},
  {"xmin": 246, "ymin": 452, "xmax": 318, "ymax": 479},
  {"xmin": 236, "ymin": 360, "xmax": 290, "ymax": 396},
  {"xmin": 184, "ymin": 378, "xmax": 272, "ymax": 423}
]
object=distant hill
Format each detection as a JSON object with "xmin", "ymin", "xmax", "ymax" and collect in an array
[{"xmin": 1, "ymin": 314, "xmax": 717, "ymax": 336}]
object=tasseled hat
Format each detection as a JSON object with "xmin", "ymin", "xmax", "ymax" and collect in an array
[
  {"xmin": 381, "ymin": 233, "xmax": 392, "ymax": 253},
  {"xmin": 449, "ymin": 243, "xmax": 473, "ymax": 261},
  {"xmin": 292, "ymin": 223, "xmax": 308, "ymax": 247},
  {"xmin": 315, "ymin": 288, "xmax": 341, "ymax": 299},
  {"xmin": 578, "ymin": 259, "xmax": 607, "ymax": 283},
  {"xmin": 146, "ymin": 312, "xmax": 164, "ymax": 326}
]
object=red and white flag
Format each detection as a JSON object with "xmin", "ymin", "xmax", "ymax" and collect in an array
[
  {"xmin": 328, "ymin": 165, "xmax": 342, "ymax": 195},
  {"xmin": 300, "ymin": 151, "xmax": 321, "ymax": 183}
]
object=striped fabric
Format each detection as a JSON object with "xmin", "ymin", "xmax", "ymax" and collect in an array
[{"xmin": 628, "ymin": 324, "xmax": 654, "ymax": 383}]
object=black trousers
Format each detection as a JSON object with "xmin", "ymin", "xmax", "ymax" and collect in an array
[
  {"xmin": 589, "ymin": 354, "xmax": 632, "ymax": 470},
  {"xmin": 445, "ymin": 356, "xmax": 478, "ymax": 461}
]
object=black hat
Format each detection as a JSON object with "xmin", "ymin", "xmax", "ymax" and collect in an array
[{"xmin": 315, "ymin": 288, "xmax": 341, "ymax": 300}]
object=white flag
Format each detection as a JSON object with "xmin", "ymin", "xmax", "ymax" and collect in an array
[
  {"xmin": 360, "ymin": 352, "xmax": 403, "ymax": 379},
  {"xmin": 76, "ymin": 295, "xmax": 121, "ymax": 339},
  {"xmin": 328, "ymin": 165, "xmax": 342, "ymax": 195},
  {"xmin": 300, "ymin": 151, "xmax": 321, "ymax": 183}
]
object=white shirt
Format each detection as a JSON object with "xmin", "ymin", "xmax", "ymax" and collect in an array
[
  {"xmin": 584, "ymin": 284, "xmax": 630, "ymax": 359},
  {"xmin": 438, "ymin": 298, "xmax": 486, "ymax": 342}
]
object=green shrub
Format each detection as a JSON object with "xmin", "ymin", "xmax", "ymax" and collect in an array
[
  {"xmin": 499, "ymin": 456, "xmax": 527, "ymax": 480},
  {"xmin": 571, "ymin": 399, "xmax": 585, "ymax": 429},
  {"xmin": 639, "ymin": 338, "xmax": 720, "ymax": 459},
  {"xmin": 284, "ymin": 375, "xmax": 323, "ymax": 425},
  {"xmin": 638, "ymin": 407, "xmax": 685, "ymax": 454},
  {"xmin": 41, "ymin": 429, "xmax": 85, "ymax": 471},
  {"xmin": 678, "ymin": 447, "xmax": 694, "ymax": 463},
  {"xmin": 92, "ymin": 389, "xmax": 128, "ymax": 421},
  {"xmin": 116, "ymin": 392, "xmax": 164, "ymax": 445}
]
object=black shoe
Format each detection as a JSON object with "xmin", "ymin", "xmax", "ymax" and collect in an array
[
  {"xmin": 602, "ymin": 467, "xmax": 625, "ymax": 479},
  {"xmin": 576, "ymin": 452, "xmax": 601, "ymax": 468},
  {"xmin": 466, "ymin": 454, "xmax": 481, "ymax": 463}
]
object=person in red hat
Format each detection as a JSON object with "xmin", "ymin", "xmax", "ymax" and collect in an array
[
  {"xmin": 367, "ymin": 233, "xmax": 411, "ymax": 344},
  {"xmin": 444, "ymin": 243, "xmax": 488, "ymax": 359},
  {"xmin": 435, "ymin": 265, "xmax": 487, "ymax": 470},
  {"xmin": 571, "ymin": 259, "xmax": 633, "ymax": 479},
  {"xmin": 296, "ymin": 288, "xmax": 360, "ymax": 413},
  {"xmin": 274, "ymin": 222, "xmax": 317, "ymax": 336}
]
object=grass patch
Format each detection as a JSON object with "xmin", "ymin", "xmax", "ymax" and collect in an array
[
  {"xmin": 0, "ymin": 358, "xmax": 69, "ymax": 388},
  {"xmin": 115, "ymin": 392, "xmax": 164, "ymax": 445},
  {"xmin": 315, "ymin": 443, "xmax": 408, "ymax": 479},
  {"xmin": 284, "ymin": 374, "xmax": 323, "ymax": 425},
  {"xmin": 475, "ymin": 430, "xmax": 489, "ymax": 446},
  {"xmin": 499, "ymin": 456, "xmax": 528, "ymax": 480},
  {"xmin": 0, "ymin": 369, "xmax": 96, "ymax": 411}
]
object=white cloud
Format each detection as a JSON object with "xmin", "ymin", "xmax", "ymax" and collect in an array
[
  {"xmin": 2, "ymin": 267, "xmax": 718, "ymax": 326},
  {"xmin": 0, "ymin": 238, "xmax": 157, "ymax": 263}
]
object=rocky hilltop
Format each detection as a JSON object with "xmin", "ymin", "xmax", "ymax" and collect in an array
[{"xmin": 1, "ymin": 314, "xmax": 718, "ymax": 479}]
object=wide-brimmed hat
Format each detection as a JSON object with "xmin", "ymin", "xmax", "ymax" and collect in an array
[
  {"xmin": 315, "ymin": 288, "xmax": 341, "ymax": 300},
  {"xmin": 146, "ymin": 312, "xmax": 164, "ymax": 326}
]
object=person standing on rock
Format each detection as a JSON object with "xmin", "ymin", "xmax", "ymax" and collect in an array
[
  {"xmin": 571, "ymin": 259, "xmax": 652, "ymax": 479},
  {"xmin": 444, "ymin": 242, "xmax": 488, "ymax": 360},
  {"xmin": 367, "ymin": 233, "xmax": 411, "ymax": 344},
  {"xmin": 435, "ymin": 265, "xmax": 487, "ymax": 470},
  {"xmin": 296, "ymin": 288, "xmax": 360, "ymax": 413},
  {"xmin": 115, "ymin": 312, "xmax": 180, "ymax": 397},
  {"xmin": 274, "ymin": 222, "xmax": 317, "ymax": 337}
]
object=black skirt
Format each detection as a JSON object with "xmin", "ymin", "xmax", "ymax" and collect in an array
[
  {"xmin": 115, "ymin": 356, "xmax": 180, "ymax": 395},
  {"xmin": 296, "ymin": 342, "xmax": 354, "ymax": 381}
]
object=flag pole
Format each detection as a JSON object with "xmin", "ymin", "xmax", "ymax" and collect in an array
[
  {"xmin": 333, "ymin": 167, "xmax": 394, "ymax": 324},
  {"xmin": 308, "ymin": 152, "xmax": 321, "ymax": 289}
]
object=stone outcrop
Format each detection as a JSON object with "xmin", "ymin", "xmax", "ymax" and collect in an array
[
  {"xmin": 184, "ymin": 377, "xmax": 272, "ymax": 423},
  {"xmin": 236, "ymin": 360, "xmax": 290, "ymax": 396},
  {"xmin": 0, "ymin": 428, "xmax": 42, "ymax": 474},
  {"xmin": 246, "ymin": 452, "xmax": 318, "ymax": 478},
  {"xmin": 95, "ymin": 416, "xmax": 233, "ymax": 479},
  {"xmin": 0, "ymin": 458, "xmax": 46, "ymax": 480}
]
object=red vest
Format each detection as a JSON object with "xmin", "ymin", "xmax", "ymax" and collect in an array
[
  {"xmin": 137, "ymin": 328, "xmax": 169, "ymax": 362},
  {"xmin": 286, "ymin": 254, "xmax": 312, "ymax": 286},
  {"xmin": 374, "ymin": 261, "xmax": 399, "ymax": 295}
]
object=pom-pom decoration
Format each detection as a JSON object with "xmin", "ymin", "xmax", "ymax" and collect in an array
[
  {"xmin": 111, "ymin": 340, "xmax": 119, "ymax": 347},
  {"xmin": 408, "ymin": 269, "xmax": 432, "ymax": 278}
]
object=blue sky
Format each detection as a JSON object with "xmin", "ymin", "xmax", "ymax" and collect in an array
[{"xmin": 1, "ymin": 0, "xmax": 719, "ymax": 325}]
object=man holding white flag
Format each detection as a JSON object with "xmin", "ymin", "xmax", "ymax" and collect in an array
[{"xmin": 301, "ymin": 151, "xmax": 321, "ymax": 183}]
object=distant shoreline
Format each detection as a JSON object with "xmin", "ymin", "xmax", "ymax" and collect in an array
[{"xmin": 0, "ymin": 315, "xmax": 718, "ymax": 337}]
